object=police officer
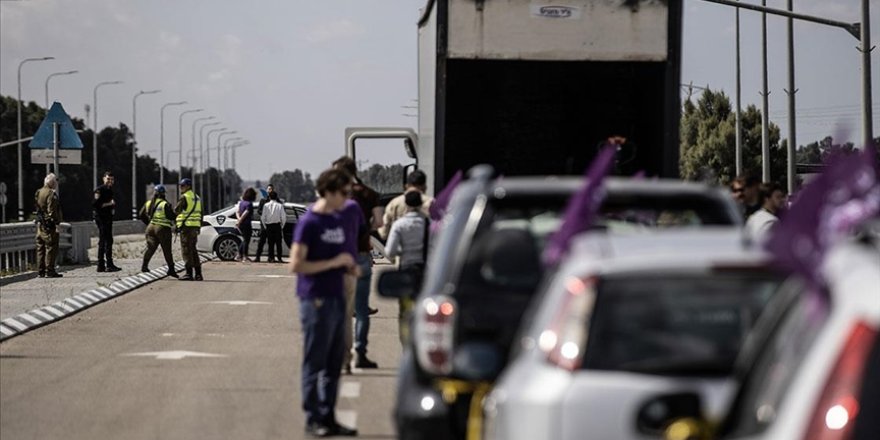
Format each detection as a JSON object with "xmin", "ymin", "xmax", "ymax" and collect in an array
[
  {"xmin": 175, "ymin": 178, "xmax": 203, "ymax": 281},
  {"xmin": 35, "ymin": 173, "xmax": 63, "ymax": 278},
  {"xmin": 139, "ymin": 185, "xmax": 179, "ymax": 278},
  {"xmin": 93, "ymin": 170, "xmax": 121, "ymax": 272}
]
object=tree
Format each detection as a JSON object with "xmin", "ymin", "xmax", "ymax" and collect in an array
[{"xmin": 268, "ymin": 169, "xmax": 317, "ymax": 203}]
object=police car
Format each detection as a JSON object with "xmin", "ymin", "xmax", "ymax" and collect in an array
[{"xmin": 197, "ymin": 202, "xmax": 307, "ymax": 261}]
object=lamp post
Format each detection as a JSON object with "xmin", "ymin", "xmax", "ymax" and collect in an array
[
  {"xmin": 17, "ymin": 56, "xmax": 54, "ymax": 221},
  {"xmin": 132, "ymin": 89, "xmax": 161, "ymax": 219},
  {"xmin": 191, "ymin": 116, "xmax": 215, "ymax": 191},
  {"xmin": 230, "ymin": 141, "xmax": 250, "ymax": 170},
  {"xmin": 205, "ymin": 127, "xmax": 229, "ymax": 212},
  {"xmin": 216, "ymin": 131, "xmax": 238, "ymax": 207},
  {"xmin": 93, "ymin": 80, "xmax": 124, "ymax": 187},
  {"xmin": 42, "ymin": 70, "xmax": 78, "ymax": 174},
  {"xmin": 199, "ymin": 121, "xmax": 221, "ymax": 197},
  {"xmin": 223, "ymin": 137, "xmax": 243, "ymax": 170},
  {"xmin": 159, "ymin": 101, "xmax": 187, "ymax": 185},
  {"xmin": 177, "ymin": 108, "xmax": 203, "ymax": 197}
]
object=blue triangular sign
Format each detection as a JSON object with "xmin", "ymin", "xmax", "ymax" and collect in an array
[{"xmin": 29, "ymin": 102, "xmax": 83, "ymax": 150}]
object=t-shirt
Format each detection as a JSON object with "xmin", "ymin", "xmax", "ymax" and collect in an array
[
  {"xmin": 293, "ymin": 209, "xmax": 347, "ymax": 299},
  {"xmin": 351, "ymin": 182, "xmax": 379, "ymax": 252},
  {"xmin": 237, "ymin": 200, "xmax": 254, "ymax": 229},
  {"xmin": 338, "ymin": 199, "xmax": 366, "ymax": 257},
  {"xmin": 93, "ymin": 185, "xmax": 115, "ymax": 219}
]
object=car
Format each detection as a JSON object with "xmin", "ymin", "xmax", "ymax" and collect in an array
[
  {"xmin": 481, "ymin": 228, "xmax": 788, "ymax": 440},
  {"xmin": 197, "ymin": 202, "xmax": 307, "ymax": 260},
  {"xmin": 376, "ymin": 165, "xmax": 744, "ymax": 440}
]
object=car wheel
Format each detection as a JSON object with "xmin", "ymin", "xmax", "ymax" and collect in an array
[{"xmin": 213, "ymin": 235, "xmax": 240, "ymax": 261}]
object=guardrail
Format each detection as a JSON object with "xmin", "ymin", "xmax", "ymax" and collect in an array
[{"xmin": 0, "ymin": 220, "xmax": 144, "ymax": 273}]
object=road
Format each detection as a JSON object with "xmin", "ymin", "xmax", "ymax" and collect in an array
[{"xmin": 0, "ymin": 261, "xmax": 402, "ymax": 440}]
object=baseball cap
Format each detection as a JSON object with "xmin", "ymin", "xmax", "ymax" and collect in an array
[{"xmin": 154, "ymin": 184, "xmax": 166, "ymax": 193}]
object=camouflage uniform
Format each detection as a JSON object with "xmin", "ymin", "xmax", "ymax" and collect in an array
[{"xmin": 34, "ymin": 185, "xmax": 63, "ymax": 277}]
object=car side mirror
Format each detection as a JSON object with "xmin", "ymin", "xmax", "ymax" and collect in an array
[
  {"xmin": 377, "ymin": 269, "xmax": 421, "ymax": 299},
  {"xmin": 636, "ymin": 392, "xmax": 705, "ymax": 437},
  {"xmin": 452, "ymin": 341, "xmax": 504, "ymax": 381}
]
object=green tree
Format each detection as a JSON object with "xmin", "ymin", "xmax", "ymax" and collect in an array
[{"xmin": 269, "ymin": 169, "xmax": 317, "ymax": 203}]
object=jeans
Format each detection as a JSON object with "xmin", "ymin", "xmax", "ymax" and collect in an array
[
  {"xmin": 238, "ymin": 225, "xmax": 252, "ymax": 258},
  {"xmin": 300, "ymin": 295, "xmax": 345, "ymax": 426},
  {"xmin": 95, "ymin": 216, "xmax": 114, "ymax": 266},
  {"xmin": 354, "ymin": 253, "xmax": 372, "ymax": 355}
]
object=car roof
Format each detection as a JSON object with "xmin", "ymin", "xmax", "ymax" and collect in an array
[{"xmin": 490, "ymin": 176, "xmax": 731, "ymax": 198}]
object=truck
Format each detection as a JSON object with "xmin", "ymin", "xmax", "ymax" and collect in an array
[{"xmin": 348, "ymin": 0, "xmax": 684, "ymax": 195}]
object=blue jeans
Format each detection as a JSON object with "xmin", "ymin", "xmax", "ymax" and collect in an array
[
  {"xmin": 299, "ymin": 295, "xmax": 345, "ymax": 426},
  {"xmin": 354, "ymin": 253, "xmax": 372, "ymax": 355}
]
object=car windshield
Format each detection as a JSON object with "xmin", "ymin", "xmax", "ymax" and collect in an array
[
  {"xmin": 209, "ymin": 205, "xmax": 235, "ymax": 216},
  {"xmin": 582, "ymin": 273, "xmax": 784, "ymax": 376}
]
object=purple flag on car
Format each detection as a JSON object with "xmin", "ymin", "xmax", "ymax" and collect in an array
[
  {"xmin": 429, "ymin": 170, "xmax": 463, "ymax": 222},
  {"xmin": 543, "ymin": 146, "xmax": 617, "ymax": 266},
  {"xmin": 765, "ymin": 147, "xmax": 880, "ymax": 288}
]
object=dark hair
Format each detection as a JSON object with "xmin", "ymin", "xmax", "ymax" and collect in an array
[
  {"xmin": 103, "ymin": 170, "xmax": 114, "ymax": 178},
  {"xmin": 269, "ymin": 191, "xmax": 279, "ymax": 201},
  {"xmin": 406, "ymin": 170, "xmax": 427, "ymax": 187},
  {"xmin": 405, "ymin": 191, "xmax": 423, "ymax": 208},
  {"xmin": 316, "ymin": 168, "xmax": 352, "ymax": 197},
  {"xmin": 332, "ymin": 156, "xmax": 358, "ymax": 177},
  {"xmin": 734, "ymin": 175, "xmax": 760, "ymax": 188},
  {"xmin": 241, "ymin": 187, "xmax": 257, "ymax": 202},
  {"xmin": 759, "ymin": 182, "xmax": 785, "ymax": 201},
  {"xmin": 266, "ymin": 183, "xmax": 274, "ymax": 189}
]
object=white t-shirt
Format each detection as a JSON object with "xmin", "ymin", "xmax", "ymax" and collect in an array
[{"xmin": 745, "ymin": 208, "xmax": 778, "ymax": 243}]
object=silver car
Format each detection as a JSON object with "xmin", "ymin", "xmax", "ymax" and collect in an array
[
  {"xmin": 483, "ymin": 228, "xmax": 787, "ymax": 440},
  {"xmin": 197, "ymin": 202, "xmax": 306, "ymax": 260}
]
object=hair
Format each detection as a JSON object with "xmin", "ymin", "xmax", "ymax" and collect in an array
[
  {"xmin": 316, "ymin": 168, "xmax": 352, "ymax": 197},
  {"xmin": 266, "ymin": 183, "xmax": 274, "ymax": 189},
  {"xmin": 759, "ymin": 182, "xmax": 786, "ymax": 201},
  {"xmin": 405, "ymin": 190, "xmax": 423, "ymax": 208},
  {"xmin": 241, "ymin": 187, "xmax": 257, "ymax": 202},
  {"xmin": 269, "ymin": 191, "xmax": 279, "ymax": 201},
  {"xmin": 44, "ymin": 173, "xmax": 57, "ymax": 187},
  {"xmin": 406, "ymin": 170, "xmax": 427, "ymax": 187},
  {"xmin": 103, "ymin": 170, "xmax": 114, "ymax": 178},
  {"xmin": 332, "ymin": 156, "xmax": 358, "ymax": 178},
  {"xmin": 734, "ymin": 174, "xmax": 760, "ymax": 188}
]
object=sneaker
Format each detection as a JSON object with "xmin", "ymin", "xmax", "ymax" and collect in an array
[
  {"xmin": 46, "ymin": 272, "xmax": 63, "ymax": 278},
  {"xmin": 328, "ymin": 421, "xmax": 358, "ymax": 437},
  {"xmin": 38, "ymin": 271, "xmax": 46, "ymax": 278},
  {"xmin": 369, "ymin": 307, "xmax": 379, "ymax": 316},
  {"xmin": 355, "ymin": 354, "xmax": 378, "ymax": 369},
  {"xmin": 166, "ymin": 271, "xmax": 179, "ymax": 279},
  {"xmin": 141, "ymin": 266, "xmax": 150, "ymax": 273},
  {"xmin": 305, "ymin": 422, "xmax": 331, "ymax": 438},
  {"xmin": 96, "ymin": 266, "xmax": 106, "ymax": 273},
  {"xmin": 194, "ymin": 273, "xmax": 204, "ymax": 281},
  {"xmin": 179, "ymin": 274, "xmax": 194, "ymax": 281},
  {"xmin": 106, "ymin": 265, "xmax": 122, "ymax": 272}
]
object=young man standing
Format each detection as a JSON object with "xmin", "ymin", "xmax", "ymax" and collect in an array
[
  {"xmin": 93, "ymin": 170, "xmax": 121, "ymax": 272},
  {"xmin": 289, "ymin": 168, "xmax": 358, "ymax": 438},
  {"xmin": 745, "ymin": 182, "xmax": 787, "ymax": 243},
  {"xmin": 381, "ymin": 170, "xmax": 433, "ymax": 240},
  {"xmin": 260, "ymin": 191, "xmax": 287, "ymax": 262},
  {"xmin": 175, "ymin": 178, "xmax": 203, "ymax": 281},
  {"xmin": 35, "ymin": 173, "xmax": 63, "ymax": 278}
]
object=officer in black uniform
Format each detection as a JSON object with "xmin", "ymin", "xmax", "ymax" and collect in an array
[{"xmin": 93, "ymin": 170, "xmax": 121, "ymax": 272}]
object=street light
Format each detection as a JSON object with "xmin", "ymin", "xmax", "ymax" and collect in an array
[
  {"xmin": 45, "ymin": 70, "xmax": 78, "ymax": 108},
  {"xmin": 199, "ymin": 121, "xmax": 221, "ymax": 196},
  {"xmin": 17, "ymin": 56, "xmax": 54, "ymax": 221},
  {"xmin": 159, "ymin": 101, "xmax": 187, "ymax": 185},
  {"xmin": 223, "ymin": 137, "xmax": 243, "ymax": 170},
  {"xmin": 229, "ymin": 141, "xmax": 251, "ymax": 170},
  {"xmin": 216, "ymin": 131, "xmax": 238, "ymax": 206},
  {"xmin": 177, "ymin": 108, "xmax": 204, "ymax": 196},
  {"xmin": 205, "ymin": 127, "xmax": 229, "ymax": 211},
  {"xmin": 191, "ymin": 116, "xmax": 215, "ymax": 190},
  {"xmin": 93, "ymin": 80, "xmax": 124, "ymax": 187},
  {"xmin": 131, "ymin": 89, "xmax": 161, "ymax": 219}
]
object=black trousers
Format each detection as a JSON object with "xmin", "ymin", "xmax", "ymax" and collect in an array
[
  {"xmin": 256, "ymin": 224, "xmax": 268, "ymax": 259},
  {"xmin": 238, "ymin": 225, "xmax": 253, "ymax": 258},
  {"xmin": 95, "ymin": 216, "xmax": 114, "ymax": 266},
  {"xmin": 266, "ymin": 223, "xmax": 283, "ymax": 260}
]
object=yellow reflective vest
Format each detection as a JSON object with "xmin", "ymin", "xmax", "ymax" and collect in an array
[
  {"xmin": 144, "ymin": 199, "xmax": 172, "ymax": 228},
  {"xmin": 176, "ymin": 190, "xmax": 202, "ymax": 228}
]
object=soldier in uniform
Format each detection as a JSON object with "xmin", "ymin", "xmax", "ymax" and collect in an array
[
  {"xmin": 93, "ymin": 170, "xmax": 121, "ymax": 272},
  {"xmin": 175, "ymin": 178, "xmax": 203, "ymax": 281},
  {"xmin": 35, "ymin": 173, "xmax": 63, "ymax": 278},
  {"xmin": 139, "ymin": 184, "xmax": 178, "ymax": 278}
]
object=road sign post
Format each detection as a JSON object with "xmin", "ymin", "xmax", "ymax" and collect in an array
[
  {"xmin": 29, "ymin": 102, "xmax": 84, "ymax": 192},
  {"xmin": 0, "ymin": 182, "xmax": 7, "ymax": 223}
]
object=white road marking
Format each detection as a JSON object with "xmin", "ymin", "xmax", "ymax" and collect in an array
[
  {"xmin": 31, "ymin": 310, "xmax": 55, "ymax": 321},
  {"xmin": 122, "ymin": 350, "xmax": 227, "ymax": 360},
  {"xmin": 55, "ymin": 302, "xmax": 76, "ymax": 313},
  {"xmin": 0, "ymin": 325, "xmax": 14, "ymax": 336},
  {"xmin": 207, "ymin": 301, "xmax": 273, "ymax": 305},
  {"xmin": 161, "ymin": 333, "xmax": 175, "ymax": 337},
  {"xmin": 43, "ymin": 306, "xmax": 65, "ymax": 317},
  {"xmin": 19, "ymin": 314, "xmax": 42, "ymax": 325},
  {"xmin": 336, "ymin": 410, "xmax": 358, "ymax": 429},
  {"xmin": 2, "ymin": 319, "xmax": 28, "ymax": 331},
  {"xmin": 339, "ymin": 382, "xmax": 361, "ymax": 399},
  {"xmin": 81, "ymin": 292, "xmax": 100, "ymax": 302}
]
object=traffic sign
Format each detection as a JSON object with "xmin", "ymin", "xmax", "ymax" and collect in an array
[
  {"xmin": 0, "ymin": 194, "xmax": 7, "ymax": 206},
  {"xmin": 29, "ymin": 102, "xmax": 83, "ymax": 150},
  {"xmin": 0, "ymin": 182, "xmax": 7, "ymax": 193},
  {"xmin": 31, "ymin": 149, "xmax": 82, "ymax": 165}
]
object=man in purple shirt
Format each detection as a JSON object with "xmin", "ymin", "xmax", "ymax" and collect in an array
[{"xmin": 289, "ymin": 168, "xmax": 358, "ymax": 438}]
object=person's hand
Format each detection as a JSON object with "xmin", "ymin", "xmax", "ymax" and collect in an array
[
  {"xmin": 335, "ymin": 253, "xmax": 355, "ymax": 269},
  {"xmin": 348, "ymin": 265, "xmax": 363, "ymax": 277},
  {"xmin": 110, "ymin": 199, "xmax": 116, "ymax": 206}
]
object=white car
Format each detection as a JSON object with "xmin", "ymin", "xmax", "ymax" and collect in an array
[
  {"xmin": 483, "ymin": 228, "xmax": 788, "ymax": 440},
  {"xmin": 197, "ymin": 202, "xmax": 307, "ymax": 261}
]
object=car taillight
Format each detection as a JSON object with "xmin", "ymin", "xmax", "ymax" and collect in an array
[
  {"xmin": 539, "ymin": 276, "xmax": 596, "ymax": 371},
  {"xmin": 803, "ymin": 321, "xmax": 878, "ymax": 440},
  {"xmin": 415, "ymin": 295, "xmax": 457, "ymax": 375}
]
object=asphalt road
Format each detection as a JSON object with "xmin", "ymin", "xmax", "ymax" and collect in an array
[{"xmin": 0, "ymin": 261, "xmax": 402, "ymax": 440}]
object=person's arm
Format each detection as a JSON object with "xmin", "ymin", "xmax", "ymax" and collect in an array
[
  {"xmin": 164, "ymin": 203, "xmax": 176, "ymax": 224},
  {"xmin": 280, "ymin": 206, "xmax": 287, "ymax": 227},
  {"xmin": 261, "ymin": 204, "xmax": 269, "ymax": 224},
  {"xmin": 288, "ymin": 243, "xmax": 354, "ymax": 275},
  {"xmin": 371, "ymin": 206, "xmax": 384, "ymax": 230},
  {"xmin": 47, "ymin": 191, "xmax": 60, "ymax": 223},
  {"xmin": 385, "ymin": 223, "xmax": 402, "ymax": 261}
]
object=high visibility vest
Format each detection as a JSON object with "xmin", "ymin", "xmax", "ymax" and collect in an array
[
  {"xmin": 176, "ymin": 190, "xmax": 202, "ymax": 228},
  {"xmin": 144, "ymin": 199, "xmax": 172, "ymax": 228}
]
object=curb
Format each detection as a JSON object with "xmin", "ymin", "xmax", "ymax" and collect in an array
[{"xmin": 0, "ymin": 254, "xmax": 213, "ymax": 343}]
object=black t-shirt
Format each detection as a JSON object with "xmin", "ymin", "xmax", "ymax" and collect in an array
[{"xmin": 93, "ymin": 185, "xmax": 114, "ymax": 218}]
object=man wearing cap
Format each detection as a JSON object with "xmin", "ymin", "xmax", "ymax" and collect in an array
[
  {"xmin": 35, "ymin": 173, "xmax": 63, "ymax": 278},
  {"xmin": 175, "ymin": 178, "xmax": 203, "ymax": 281},
  {"xmin": 139, "ymin": 185, "xmax": 178, "ymax": 278}
]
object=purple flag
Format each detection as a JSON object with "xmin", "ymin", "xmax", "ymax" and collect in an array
[
  {"xmin": 429, "ymin": 170, "xmax": 463, "ymax": 222},
  {"xmin": 765, "ymin": 147, "xmax": 880, "ymax": 288},
  {"xmin": 543, "ymin": 146, "xmax": 617, "ymax": 266}
]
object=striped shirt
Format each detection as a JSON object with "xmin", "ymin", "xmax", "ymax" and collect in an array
[{"xmin": 385, "ymin": 212, "xmax": 429, "ymax": 268}]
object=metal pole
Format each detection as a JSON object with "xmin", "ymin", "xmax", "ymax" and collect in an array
[
  {"xmin": 177, "ymin": 109, "xmax": 203, "ymax": 199},
  {"xmin": 17, "ymin": 56, "xmax": 54, "ymax": 221},
  {"xmin": 132, "ymin": 90, "xmax": 161, "ymax": 219},
  {"xmin": 216, "ymin": 131, "xmax": 237, "ymax": 208},
  {"xmin": 52, "ymin": 123, "xmax": 60, "ymax": 184},
  {"xmin": 44, "ymin": 70, "xmax": 78, "ymax": 174},
  {"xmin": 760, "ymin": 0, "xmax": 770, "ymax": 183},
  {"xmin": 785, "ymin": 0, "xmax": 797, "ymax": 194},
  {"xmin": 93, "ymin": 81, "xmax": 123, "ymax": 187},
  {"xmin": 199, "ymin": 122, "xmax": 221, "ymax": 201},
  {"xmin": 159, "ymin": 101, "xmax": 187, "ymax": 186},
  {"xmin": 735, "ymin": 3, "xmax": 742, "ymax": 176},
  {"xmin": 861, "ymin": 0, "xmax": 874, "ymax": 149},
  {"xmin": 191, "ymin": 116, "xmax": 214, "ymax": 191},
  {"xmin": 205, "ymin": 128, "xmax": 228, "ymax": 211}
]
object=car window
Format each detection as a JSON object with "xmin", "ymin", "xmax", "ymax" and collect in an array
[
  {"xmin": 720, "ymin": 289, "xmax": 829, "ymax": 437},
  {"xmin": 582, "ymin": 273, "xmax": 784, "ymax": 376}
]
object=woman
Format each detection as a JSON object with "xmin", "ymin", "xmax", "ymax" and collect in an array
[{"xmin": 236, "ymin": 187, "xmax": 257, "ymax": 261}]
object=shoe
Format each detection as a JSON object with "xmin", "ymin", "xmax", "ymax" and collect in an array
[
  {"xmin": 106, "ymin": 265, "xmax": 122, "ymax": 272},
  {"xmin": 166, "ymin": 270, "xmax": 179, "ymax": 278},
  {"xmin": 369, "ymin": 307, "xmax": 379, "ymax": 315},
  {"xmin": 305, "ymin": 422, "xmax": 331, "ymax": 438},
  {"xmin": 179, "ymin": 274, "xmax": 193, "ymax": 281},
  {"xmin": 96, "ymin": 266, "xmax": 106, "ymax": 273},
  {"xmin": 328, "ymin": 421, "xmax": 358, "ymax": 436},
  {"xmin": 355, "ymin": 353, "xmax": 378, "ymax": 369},
  {"xmin": 46, "ymin": 272, "xmax": 63, "ymax": 278},
  {"xmin": 343, "ymin": 364, "xmax": 352, "ymax": 375},
  {"xmin": 141, "ymin": 266, "xmax": 150, "ymax": 273},
  {"xmin": 38, "ymin": 271, "xmax": 46, "ymax": 278},
  {"xmin": 194, "ymin": 272, "xmax": 204, "ymax": 281},
  {"xmin": 254, "ymin": 257, "xmax": 261, "ymax": 263}
]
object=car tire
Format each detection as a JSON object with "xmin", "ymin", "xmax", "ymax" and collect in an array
[{"xmin": 213, "ymin": 235, "xmax": 240, "ymax": 261}]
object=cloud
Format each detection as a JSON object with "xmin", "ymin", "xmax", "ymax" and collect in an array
[
  {"xmin": 217, "ymin": 34, "xmax": 243, "ymax": 66},
  {"xmin": 159, "ymin": 30, "xmax": 181, "ymax": 49},
  {"xmin": 305, "ymin": 18, "xmax": 364, "ymax": 44}
]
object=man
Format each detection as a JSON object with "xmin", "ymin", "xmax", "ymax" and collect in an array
[
  {"xmin": 139, "ymin": 185, "xmax": 178, "ymax": 278},
  {"xmin": 93, "ymin": 170, "xmax": 121, "ymax": 272},
  {"xmin": 175, "ymin": 178, "xmax": 203, "ymax": 281},
  {"xmin": 333, "ymin": 156, "xmax": 382, "ymax": 369},
  {"xmin": 288, "ymin": 168, "xmax": 358, "ymax": 438},
  {"xmin": 260, "ymin": 190, "xmax": 287, "ymax": 263},
  {"xmin": 380, "ymin": 169, "xmax": 433, "ymax": 240},
  {"xmin": 385, "ymin": 191, "xmax": 430, "ymax": 345},
  {"xmin": 745, "ymin": 182, "xmax": 787, "ymax": 243},
  {"xmin": 255, "ymin": 184, "xmax": 277, "ymax": 262},
  {"xmin": 35, "ymin": 173, "xmax": 63, "ymax": 278},
  {"xmin": 731, "ymin": 175, "xmax": 761, "ymax": 218}
]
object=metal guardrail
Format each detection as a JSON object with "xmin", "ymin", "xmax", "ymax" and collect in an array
[{"xmin": 0, "ymin": 220, "xmax": 144, "ymax": 272}]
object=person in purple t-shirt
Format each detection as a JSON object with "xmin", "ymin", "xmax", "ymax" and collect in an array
[{"xmin": 288, "ymin": 168, "xmax": 359, "ymax": 438}]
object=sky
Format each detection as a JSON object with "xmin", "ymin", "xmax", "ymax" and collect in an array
[{"xmin": 1, "ymin": 0, "xmax": 878, "ymax": 183}]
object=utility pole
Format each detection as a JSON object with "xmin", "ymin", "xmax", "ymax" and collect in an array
[
  {"xmin": 784, "ymin": 0, "xmax": 798, "ymax": 194},
  {"xmin": 735, "ymin": 2, "xmax": 742, "ymax": 176},
  {"xmin": 760, "ymin": 0, "xmax": 770, "ymax": 183}
]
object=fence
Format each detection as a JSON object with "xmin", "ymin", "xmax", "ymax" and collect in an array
[{"xmin": 0, "ymin": 220, "xmax": 144, "ymax": 273}]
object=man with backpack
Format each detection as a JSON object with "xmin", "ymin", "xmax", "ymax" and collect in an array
[{"xmin": 139, "ymin": 184, "xmax": 178, "ymax": 278}]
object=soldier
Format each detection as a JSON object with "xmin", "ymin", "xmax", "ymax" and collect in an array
[
  {"xmin": 175, "ymin": 178, "xmax": 203, "ymax": 281},
  {"xmin": 139, "ymin": 185, "xmax": 179, "ymax": 278},
  {"xmin": 93, "ymin": 170, "xmax": 121, "ymax": 272},
  {"xmin": 35, "ymin": 173, "xmax": 63, "ymax": 278}
]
